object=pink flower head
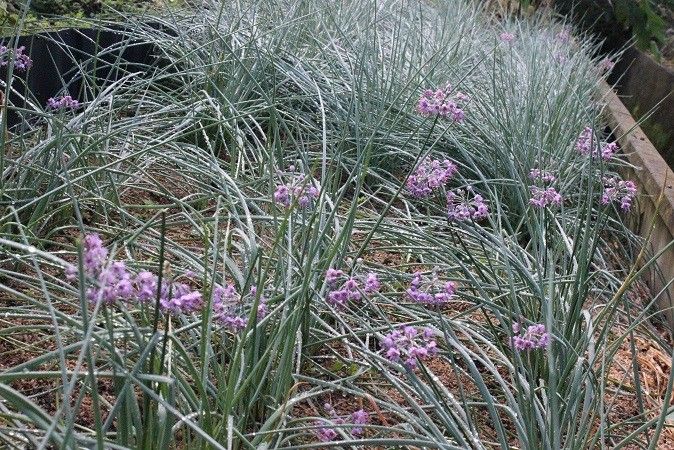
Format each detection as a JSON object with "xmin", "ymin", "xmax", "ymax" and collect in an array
[
  {"xmin": 324, "ymin": 268, "xmax": 378, "ymax": 310},
  {"xmin": 601, "ymin": 176, "xmax": 637, "ymax": 211},
  {"xmin": 446, "ymin": 189, "xmax": 489, "ymax": 222},
  {"xmin": 417, "ymin": 85, "xmax": 468, "ymax": 122},
  {"xmin": 364, "ymin": 272, "xmax": 381, "ymax": 294},
  {"xmin": 135, "ymin": 271, "xmax": 164, "ymax": 303},
  {"xmin": 599, "ymin": 58, "xmax": 615, "ymax": 73},
  {"xmin": 575, "ymin": 127, "xmax": 618, "ymax": 160},
  {"xmin": 161, "ymin": 289, "xmax": 202, "ymax": 314},
  {"xmin": 381, "ymin": 326, "xmax": 438, "ymax": 368},
  {"xmin": 529, "ymin": 186, "xmax": 563, "ymax": 208},
  {"xmin": 406, "ymin": 158, "xmax": 458, "ymax": 198},
  {"xmin": 47, "ymin": 95, "xmax": 80, "ymax": 111},
  {"xmin": 86, "ymin": 261, "xmax": 134, "ymax": 305},
  {"xmin": 314, "ymin": 422, "xmax": 338, "ymax": 442},
  {"xmin": 511, "ymin": 322, "xmax": 550, "ymax": 351},
  {"xmin": 0, "ymin": 45, "xmax": 32, "ymax": 72},
  {"xmin": 499, "ymin": 32, "xmax": 515, "ymax": 43},
  {"xmin": 529, "ymin": 168, "xmax": 556, "ymax": 184},
  {"xmin": 273, "ymin": 171, "xmax": 319, "ymax": 209},
  {"xmin": 407, "ymin": 271, "xmax": 456, "ymax": 306}
]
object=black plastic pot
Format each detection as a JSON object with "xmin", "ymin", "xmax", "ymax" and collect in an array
[{"xmin": 0, "ymin": 25, "xmax": 158, "ymax": 126}]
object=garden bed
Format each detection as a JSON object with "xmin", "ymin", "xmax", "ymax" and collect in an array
[{"xmin": 0, "ymin": 0, "xmax": 673, "ymax": 448}]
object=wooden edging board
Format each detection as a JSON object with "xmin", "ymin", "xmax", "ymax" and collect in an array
[{"xmin": 601, "ymin": 80, "xmax": 674, "ymax": 327}]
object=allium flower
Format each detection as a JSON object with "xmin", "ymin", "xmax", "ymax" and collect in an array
[
  {"xmin": 273, "ymin": 170, "xmax": 319, "ymax": 209},
  {"xmin": 601, "ymin": 176, "xmax": 637, "ymax": 211},
  {"xmin": 86, "ymin": 261, "xmax": 134, "ymax": 304},
  {"xmin": 314, "ymin": 423, "xmax": 338, "ymax": 442},
  {"xmin": 511, "ymin": 322, "xmax": 550, "ymax": 351},
  {"xmin": 212, "ymin": 284, "xmax": 245, "ymax": 331},
  {"xmin": 529, "ymin": 168, "xmax": 556, "ymax": 184},
  {"xmin": 599, "ymin": 58, "xmax": 615, "ymax": 73},
  {"xmin": 380, "ymin": 326, "xmax": 438, "ymax": 368},
  {"xmin": 135, "ymin": 271, "xmax": 163, "ymax": 302},
  {"xmin": 160, "ymin": 286, "xmax": 203, "ymax": 314},
  {"xmin": 0, "ymin": 45, "xmax": 32, "ymax": 72},
  {"xmin": 211, "ymin": 284, "xmax": 268, "ymax": 332},
  {"xmin": 326, "ymin": 268, "xmax": 344, "ymax": 286},
  {"xmin": 47, "ymin": 95, "xmax": 80, "ymax": 111},
  {"xmin": 407, "ymin": 271, "xmax": 456, "ymax": 306},
  {"xmin": 575, "ymin": 127, "xmax": 618, "ymax": 160},
  {"xmin": 417, "ymin": 85, "xmax": 468, "ymax": 122},
  {"xmin": 555, "ymin": 29, "xmax": 571, "ymax": 43},
  {"xmin": 66, "ymin": 234, "xmax": 133, "ymax": 305},
  {"xmin": 324, "ymin": 269, "xmax": 379, "ymax": 310},
  {"xmin": 499, "ymin": 32, "xmax": 515, "ymax": 43},
  {"xmin": 529, "ymin": 186, "xmax": 562, "ymax": 208},
  {"xmin": 406, "ymin": 158, "xmax": 458, "ymax": 198},
  {"xmin": 446, "ymin": 188, "xmax": 489, "ymax": 222},
  {"xmin": 351, "ymin": 409, "xmax": 369, "ymax": 436},
  {"xmin": 312, "ymin": 404, "xmax": 370, "ymax": 442},
  {"xmin": 364, "ymin": 273, "xmax": 381, "ymax": 294},
  {"xmin": 80, "ymin": 233, "xmax": 108, "ymax": 277}
]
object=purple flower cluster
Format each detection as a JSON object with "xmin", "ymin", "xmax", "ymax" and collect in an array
[
  {"xmin": 0, "ymin": 45, "xmax": 32, "ymax": 72},
  {"xmin": 273, "ymin": 168, "xmax": 319, "ymax": 208},
  {"xmin": 159, "ymin": 282, "xmax": 203, "ymax": 315},
  {"xmin": 511, "ymin": 322, "xmax": 550, "ymax": 351},
  {"xmin": 555, "ymin": 29, "xmax": 571, "ymax": 43},
  {"xmin": 407, "ymin": 271, "xmax": 456, "ymax": 306},
  {"xmin": 406, "ymin": 158, "xmax": 458, "ymax": 198},
  {"xmin": 417, "ymin": 85, "xmax": 468, "ymax": 122},
  {"xmin": 575, "ymin": 127, "xmax": 618, "ymax": 160},
  {"xmin": 135, "ymin": 270, "xmax": 165, "ymax": 302},
  {"xmin": 599, "ymin": 58, "xmax": 615, "ymax": 73},
  {"xmin": 65, "ymin": 234, "xmax": 133, "ymax": 304},
  {"xmin": 446, "ymin": 189, "xmax": 489, "ymax": 222},
  {"xmin": 499, "ymin": 32, "xmax": 515, "ymax": 43},
  {"xmin": 212, "ymin": 284, "xmax": 268, "ymax": 332},
  {"xmin": 65, "ymin": 234, "xmax": 268, "ymax": 333},
  {"xmin": 134, "ymin": 271, "xmax": 203, "ymax": 315},
  {"xmin": 66, "ymin": 234, "xmax": 203, "ymax": 309},
  {"xmin": 324, "ymin": 268, "xmax": 380, "ymax": 310},
  {"xmin": 47, "ymin": 95, "xmax": 80, "ymax": 111},
  {"xmin": 601, "ymin": 176, "xmax": 637, "ymax": 211},
  {"xmin": 314, "ymin": 405, "xmax": 370, "ymax": 442},
  {"xmin": 381, "ymin": 326, "xmax": 438, "ymax": 368},
  {"xmin": 529, "ymin": 186, "xmax": 562, "ymax": 208},
  {"xmin": 529, "ymin": 168, "xmax": 556, "ymax": 184}
]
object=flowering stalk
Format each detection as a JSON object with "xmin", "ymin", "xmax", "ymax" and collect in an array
[
  {"xmin": 65, "ymin": 232, "xmax": 267, "ymax": 334},
  {"xmin": 0, "ymin": 45, "xmax": 32, "ymax": 72},
  {"xmin": 313, "ymin": 404, "xmax": 370, "ymax": 442},
  {"xmin": 499, "ymin": 32, "xmax": 515, "ymax": 43},
  {"xmin": 529, "ymin": 186, "xmax": 562, "ymax": 209}
]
